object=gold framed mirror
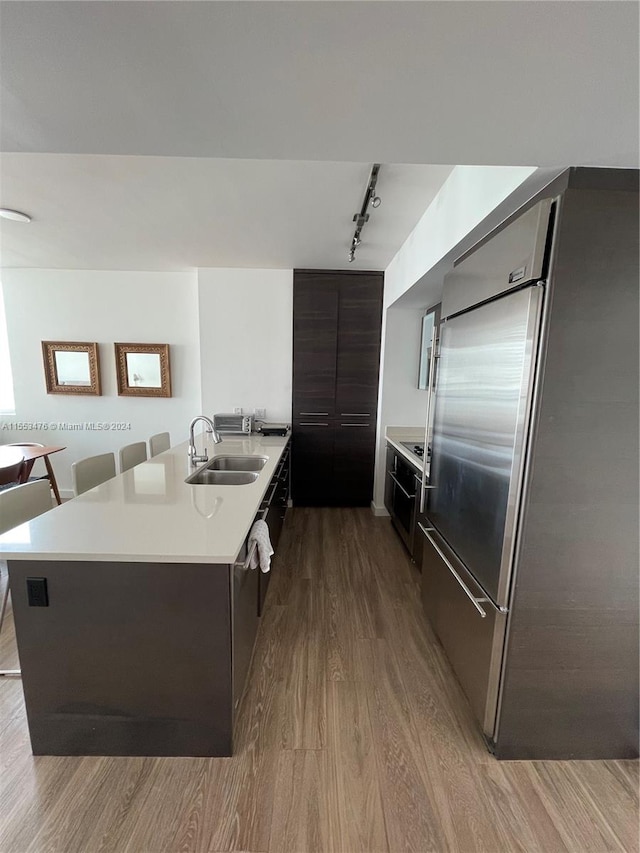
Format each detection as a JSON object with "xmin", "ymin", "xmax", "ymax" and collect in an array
[
  {"xmin": 42, "ymin": 341, "xmax": 102, "ymax": 395},
  {"xmin": 114, "ymin": 343, "xmax": 171, "ymax": 398}
]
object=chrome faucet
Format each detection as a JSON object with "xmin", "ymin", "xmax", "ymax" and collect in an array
[{"xmin": 188, "ymin": 415, "xmax": 222, "ymax": 466}]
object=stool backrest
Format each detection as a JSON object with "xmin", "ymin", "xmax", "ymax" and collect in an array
[
  {"xmin": 71, "ymin": 453, "xmax": 116, "ymax": 496},
  {"xmin": 0, "ymin": 480, "xmax": 52, "ymax": 535},
  {"xmin": 118, "ymin": 442, "xmax": 148, "ymax": 473},
  {"xmin": 149, "ymin": 432, "xmax": 171, "ymax": 457}
]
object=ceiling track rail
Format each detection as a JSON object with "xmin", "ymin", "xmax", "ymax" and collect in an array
[{"xmin": 348, "ymin": 163, "xmax": 381, "ymax": 262}]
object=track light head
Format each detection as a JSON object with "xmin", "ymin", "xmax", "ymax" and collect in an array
[{"xmin": 371, "ymin": 195, "xmax": 381, "ymax": 209}]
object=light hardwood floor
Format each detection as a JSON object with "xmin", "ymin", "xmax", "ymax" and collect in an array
[{"xmin": 0, "ymin": 508, "xmax": 637, "ymax": 852}]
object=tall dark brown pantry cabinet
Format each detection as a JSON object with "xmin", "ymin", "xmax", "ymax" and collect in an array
[{"xmin": 292, "ymin": 270, "xmax": 383, "ymax": 506}]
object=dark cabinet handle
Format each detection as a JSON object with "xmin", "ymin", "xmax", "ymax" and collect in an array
[{"xmin": 299, "ymin": 422, "xmax": 329, "ymax": 426}]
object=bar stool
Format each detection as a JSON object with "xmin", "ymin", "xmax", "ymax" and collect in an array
[
  {"xmin": 71, "ymin": 452, "xmax": 116, "ymax": 496},
  {"xmin": 118, "ymin": 442, "xmax": 148, "ymax": 473},
  {"xmin": 149, "ymin": 432, "xmax": 170, "ymax": 458}
]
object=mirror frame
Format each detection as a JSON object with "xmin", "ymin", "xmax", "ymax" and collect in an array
[
  {"xmin": 417, "ymin": 303, "xmax": 441, "ymax": 391},
  {"xmin": 114, "ymin": 343, "xmax": 172, "ymax": 398},
  {"xmin": 42, "ymin": 341, "xmax": 102, "ymax": 395}
]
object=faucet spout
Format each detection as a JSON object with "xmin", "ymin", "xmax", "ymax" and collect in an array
[{"xmin": 188, "ymin": 416, "xmax": 222, "ymax": 466}]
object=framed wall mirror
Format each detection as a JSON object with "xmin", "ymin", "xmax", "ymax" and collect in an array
[
  {"xmin": 42, "ymin": 341, "xmax": 102, "ymax": 395},
  {"xmin": 114, "ymin": 343, "xmax": 171, "ymax": 397}
]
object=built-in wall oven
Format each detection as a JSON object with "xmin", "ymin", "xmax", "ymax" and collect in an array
[{"xmin": 389, "ymin": 453, "xmax": 419, "ymax": 553}]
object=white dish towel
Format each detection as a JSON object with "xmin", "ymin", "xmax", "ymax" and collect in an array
[{"xmin": 248, "ymin": 519, "xmax": 274, "ymax": 573}]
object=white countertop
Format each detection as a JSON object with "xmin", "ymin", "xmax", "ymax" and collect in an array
[
  {"xmin": 385, "ymin": 427, "xmax": 427, "ymax": 473},
  {"xmin": 0, "ymin": 435, "xmax": 289, "ymax": 564}
]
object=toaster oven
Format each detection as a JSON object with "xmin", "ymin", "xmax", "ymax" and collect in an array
[{"xmin": 212, "ymin": 413, "xmax": 253, "ymax": 434}]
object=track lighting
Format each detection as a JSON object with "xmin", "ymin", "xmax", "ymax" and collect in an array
[{"xmin": 347, "ymin": 164, "xmax": 381, "ymax": 263}]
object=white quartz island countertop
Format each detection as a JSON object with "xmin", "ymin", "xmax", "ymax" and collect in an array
[{"xmin": 0, "ymin": 435, "xmax": 289, "ymax": 564}]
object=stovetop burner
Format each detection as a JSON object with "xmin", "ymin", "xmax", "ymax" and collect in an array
[{"xmin": 400, "ymin": 441, "xmax": 425, "ymax": 458}]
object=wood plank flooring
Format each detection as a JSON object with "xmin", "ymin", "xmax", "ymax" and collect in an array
[{"xmin": 0, "ymin": 508, "xmax": 638, "ymax": 853}]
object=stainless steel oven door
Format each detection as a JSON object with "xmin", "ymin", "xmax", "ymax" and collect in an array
[{"xmin": 390, "ymin": 456, "xmax": 417, "ymax": 552}]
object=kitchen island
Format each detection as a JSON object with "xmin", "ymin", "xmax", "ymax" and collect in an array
[{"xmin": 0, "ymin": 434, "xmax": 290, "ymax": 757}]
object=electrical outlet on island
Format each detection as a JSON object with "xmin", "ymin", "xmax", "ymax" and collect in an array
[{"xmin": 254, "ymin": 408, "xmax": 266, "ymax": 420}]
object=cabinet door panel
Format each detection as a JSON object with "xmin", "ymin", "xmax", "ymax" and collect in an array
[
  {"xmin": 334, "ymin": 423, "xmax": 376, "ymax": 506},
  {"xmin": 336, "ymin": 274, "xmax": 383, "ymax": 414},
  {"xmin": 293, "ymin": 274, "xmax": 339, "ymax": 417},
  {"xmin": 292, "ymin": 423, "xmax": 335, "ymax": 506}
]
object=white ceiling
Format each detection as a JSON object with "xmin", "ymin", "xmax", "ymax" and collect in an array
[
  {"xmin": 0, "ymin": 154, "xmax": 453, "ymax": 270},
  {"xmin": 0, "ymin": 1, "xmax": 637, "ymax": 271},
  {"xmin": 2, "ymin": 1, "xmax": 637, "ymax": 166}
]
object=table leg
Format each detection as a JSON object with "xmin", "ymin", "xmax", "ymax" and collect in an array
[
  {"xmin": 44, "ymin": 456, "xmax": 62, "ymax": 505},
  {"xmin": 19, "ymin": 459, "xmax": 35, "ymax": 484}
]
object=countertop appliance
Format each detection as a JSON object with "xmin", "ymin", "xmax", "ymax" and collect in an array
[
  {"xmin": 419, "ymin": 169, "xmax": 639, "ymax": 760},
  {"xmin": 212, "ymin": 413, "xmax": 253, "ymax": 435},
  {"xmin": 254, "ymin": 422, "xmax": 290, "ymax": 437}
]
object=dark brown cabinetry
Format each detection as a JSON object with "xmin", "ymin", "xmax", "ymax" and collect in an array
[
  {"xmin": 292, "ymin": 273, "xmax": 339, "ymax": 416},
  {"xmin": 292, "ymin": 270, "xmax": 383, "ymax": 506}
]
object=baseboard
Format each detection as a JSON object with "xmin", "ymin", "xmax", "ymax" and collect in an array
[{"xmin": 370, "ymin": 501, "xmax": 390, "ymax": 517}]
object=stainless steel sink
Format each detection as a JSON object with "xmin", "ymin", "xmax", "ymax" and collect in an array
[
  {"xmin": 186, "ymin": 470, "xmax": 259, "ymax": 486},
  {"xmin": 207, "ymin": 455, "xmax": 268, "ymax": 472}
]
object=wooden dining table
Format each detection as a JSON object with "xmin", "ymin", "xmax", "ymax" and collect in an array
[{"xmin": 0, "ymin": 444, "xmax": 66, "ymax": 504}]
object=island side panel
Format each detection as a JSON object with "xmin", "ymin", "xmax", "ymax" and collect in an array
[{"xmin": 9, "ymin": 559, "xmax": 233, "ymax": 756}]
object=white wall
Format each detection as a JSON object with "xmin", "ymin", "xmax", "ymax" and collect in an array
[
  {"xmin": 384, "ymin": 166, "xmax": 537, "ymax": 310},
  {"xmin": 1, "ymin": 269, "xmax": 201, "ymax": 495},
  {"xmin": 372, "ymin": 307, "xmax": 430, "ymax": 513},
  {"xmin": 197, "ymin": 268, "xmax": 293, "ymax": 422},
  {"xmin": 379, "ymin": 307, "xmax": 429, "ymax": 430}
]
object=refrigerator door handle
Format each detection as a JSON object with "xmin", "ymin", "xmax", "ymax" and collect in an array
[
  {"xmin": 418, "ymin": 523, "xmax": 488, "ymax": 619},
  {"xmin": 415, "ymin": 473, "xmax": 437, "ymax": 488},
  {"xmin": 420, "ymin": 329, "xmax": 439, "ymax": 513}
]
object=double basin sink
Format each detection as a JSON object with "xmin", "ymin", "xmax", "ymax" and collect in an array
[{"xmin": 186, "ymin": 455, "xmax": 268, "ymax": 486}]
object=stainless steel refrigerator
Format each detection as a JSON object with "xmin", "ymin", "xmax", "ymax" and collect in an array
[
  {"xmin": 420, "ymin": 168, "xmax": 638, "ymax": 759},
  {"xmin": 420, "ymin": 199, "xmax": 553, "ymax": 741}
]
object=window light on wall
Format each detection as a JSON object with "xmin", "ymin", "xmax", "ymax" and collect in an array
[{"xmin": 0, "ymin": 281, "xmax": 16, "ymax": 415}]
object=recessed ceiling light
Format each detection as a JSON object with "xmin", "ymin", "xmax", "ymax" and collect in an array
[{"xmin": 0, "ymin": 208, "xmax": 32, "ymax": 223}]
